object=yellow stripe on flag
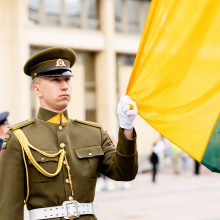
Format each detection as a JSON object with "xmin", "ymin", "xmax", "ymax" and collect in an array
[{"xmin": 127, "ymin": 0, "xmax": 220, "ymax": 162}]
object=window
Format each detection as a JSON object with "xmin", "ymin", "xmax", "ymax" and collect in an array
[
  {"xmin": 86, "ymin": 0, "xmax": 99, "ymax": 29},
  {"xmin": 44, "ymin": 0, "xmax": 61, "ymax": 25},
  {"xmin": 117, "ymin": 54, "xmax": 135, "ymax": 66},
  {"xmin": 29, "ymin": 0, "xmax": 39, "ymax": 24},
  {"xmin": 65, "ymin": 0, "xmax": 81, "ymax": 27},
  {"xmin": 116, "ymin": 54, "xmax": 136, "ymax": 100},
  {"xmin": 115, "ymin": 0, "xmax": 122, "ymax": 32},
  {"xmin": 127, "ymin": 0, "xmax": 140, "ymax": 33},
  {"xmin": 83, "ymin": 53, "xmax": 97, "ymax": 121},
  {"xmin": 28, "ymin": 0, "xmax": 100, "ymax": 29},
  {"xmin": 115, "ymin": 0, "xmax": 151, "ymax": 33}
]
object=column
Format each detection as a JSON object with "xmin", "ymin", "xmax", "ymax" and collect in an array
[
  {"xmin": 95, "ymin": 0, "xmax": 117, "ymax": 137},
  {"xmin": 0, "ymin": 0, "xmax": 31, "ymax": 123}
]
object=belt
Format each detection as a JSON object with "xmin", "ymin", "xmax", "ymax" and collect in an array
[{"xmin": 29, "ymin": 200, "xmax": 95, "ymax": 219}]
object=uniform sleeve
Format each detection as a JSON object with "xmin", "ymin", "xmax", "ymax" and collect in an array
[
  {"xmin": 99, "ymin": 128, "xmax": 138, "ymax": 181},
  {"xmin": 0, "ymin": 130, "xmax": 25, "ymax": 219}
]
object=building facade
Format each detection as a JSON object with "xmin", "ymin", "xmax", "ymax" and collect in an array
[{"xmin": 0, "ymin": 0, "xmax": 159, "ymax": 160}]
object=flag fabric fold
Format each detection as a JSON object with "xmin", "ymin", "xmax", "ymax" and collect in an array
[{"xmin": 126, "ymin": 0, "xmax": 220, "ymax": 172}]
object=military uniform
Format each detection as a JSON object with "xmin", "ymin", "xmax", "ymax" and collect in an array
[
  {"xmin": 0, "ymin": 47, "xmax": 138, "ymax": 219},
  {"xmin": 0, "ymin": 107, "xmax": 137, "ymax": 219},
  {"xmin": 0, "ymin": 111, "xmax": 9, "ymax": 149}
]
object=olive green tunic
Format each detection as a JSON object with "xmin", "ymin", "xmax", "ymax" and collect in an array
[{"xmin": 0, "ymin": 108, "xmax": 138, "ymax": 220}]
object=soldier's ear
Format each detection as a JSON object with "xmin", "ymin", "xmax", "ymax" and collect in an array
[{"xmin": 32, "ymin": 80, "xmax": 42, "ymax": 98}]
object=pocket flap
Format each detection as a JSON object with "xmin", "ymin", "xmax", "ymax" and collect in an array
[{"xmin": 75, "ymin": 146, "xmax": 104, "ymax": 159}]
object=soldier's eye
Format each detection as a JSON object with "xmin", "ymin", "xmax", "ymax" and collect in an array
[
  {"xmin": 65, "ymin": 77, "xmax": 70, "ymax": 82},
  {"xmin": 51, "ymin": 78, "xmax": 59, "ymax": 81}
]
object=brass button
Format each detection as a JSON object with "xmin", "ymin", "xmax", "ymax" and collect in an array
[
  {"xmin": 69, "ymin": 196, "xmax": 74, "ymax": 201},
  {"xmin": 89, "ymin": 153, "xmax": 92, "ymax": 156},
  {"xmin": 60, "ymin": 143, "xmax": 65, "ymax": 148},
  {"xmin": 66, "ymin": 179, "xmax": 70, "ymax": 184},
  {"xmin": 63, "ymin": 160, "xmax": 67, "ymax": 165},
  {"xmin": 58, "ymin": 126, "xmax": 63, "ymax": 130},
  {"xmin": 41, "ymin": 157, "xmax": 45, "ymax": 161}
]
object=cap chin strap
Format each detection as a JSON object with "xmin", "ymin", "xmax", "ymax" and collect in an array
[{"xmin": 12, "ymin": 129, "xmax": 66, "ymax": 203}]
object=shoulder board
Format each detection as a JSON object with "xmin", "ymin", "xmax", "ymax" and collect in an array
[
  {"xmin": 74, "ymin": 119, "xmax": 101, "ymax": 128},
  {"xmin": 10, "ymin": 118, "xmax": 36, "ymax": 131}
]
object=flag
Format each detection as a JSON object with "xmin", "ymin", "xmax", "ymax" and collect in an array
[{"xmin": 126, "ymin": 0, "xmax": 220, "ymax": 172}]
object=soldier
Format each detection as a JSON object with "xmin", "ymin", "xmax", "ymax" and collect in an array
[
  {"xmin": 0, "ymin": 47, "xmax": 138, "ymax": 220},
  {"xmin": 0, "ymin": 111, "xmax": 9, "ymax": 149}
]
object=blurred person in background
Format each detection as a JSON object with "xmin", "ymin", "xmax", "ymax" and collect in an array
[
  {"xmin": 194, "ymin": 159, "xmax": 201, "ymax": 175},
  {"xmin": 171, "ymin": 143, "xmax": 183, "ymax": 174},
  {"xmin": 153, "ymin": 135, "xmax": 171, "ymax": 170},
  {"xmin": 0, "ymin": 47, "xmax": 138, "ymax": 220},
  {"xmin": 0, "ymin": 111, "xmax": 9, "ymax": 149},
  {"xmin": 149, "ymin": 142, "xmax": 159, "ymax": 183}
]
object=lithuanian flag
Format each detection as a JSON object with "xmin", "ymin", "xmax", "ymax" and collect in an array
[{"xmin": 127, "ymin": 0, "xmax": 220, "ymax": 172}]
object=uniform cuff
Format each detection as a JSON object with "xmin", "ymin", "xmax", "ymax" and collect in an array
[{"xmin": 117, "ymin": 128, "xmax": 137, "ymax": 156}]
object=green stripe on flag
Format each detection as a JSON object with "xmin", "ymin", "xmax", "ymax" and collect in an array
[{"xmin": 202, "ymin": 117, "xmax": 220, "ymax": 172}]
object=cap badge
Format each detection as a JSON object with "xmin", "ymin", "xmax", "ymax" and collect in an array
[{"xmin": 56, "ymin": 59, "xmax": 66, "ymax": 67}]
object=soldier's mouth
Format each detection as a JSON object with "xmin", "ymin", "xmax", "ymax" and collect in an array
[{"xmin": 59, "ymin": 94, "xmax": 70, "ymax": 97}]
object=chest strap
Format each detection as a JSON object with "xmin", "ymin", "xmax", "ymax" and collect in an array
[{"xmin": 12, "ymin": 129, "xmax": 66, "ymax": 202}]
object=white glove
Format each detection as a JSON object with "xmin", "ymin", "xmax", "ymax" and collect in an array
[{"xmin": 117, "ymin": 95, "xmax": 138, "ymax": 129}]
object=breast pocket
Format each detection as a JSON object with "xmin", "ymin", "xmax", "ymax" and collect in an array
[
  {"xmin": 75, "ymin": 146, "xmax": 104, "ymax": 178},
  {"xmin": 28, "ymin": 150, "xmax": 59, "ymax": 183}
]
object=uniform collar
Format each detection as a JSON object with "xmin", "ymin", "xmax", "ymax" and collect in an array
[{"xmin": 37, "ymin": 107, "xmax": 69, "ymax": 124}]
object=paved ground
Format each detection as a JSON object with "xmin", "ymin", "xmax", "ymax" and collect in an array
[
  {"xmin": 24, "ymin": 169, "xmax": 220, "ymax": 220},
  {"xmin": 95, "ymin": 171, "xmax": 220, "ymax": 220}
]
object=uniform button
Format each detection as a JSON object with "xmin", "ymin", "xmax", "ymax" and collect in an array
[
  {"xmin": 60, "ymin": 143, "xmax": 65, "ymax": 148},
  {"xmin": 41, "ymin": 157, "xmax": 45, "ymax": 161},
  {"xmin": 69, "ymin": 196, "xmax": 74, "ymax": 201},
  {"xmin": 63, "ymin": 160, "xmax": 67, "ymax": 165},
  {"xmin": 89, "ymin": 153, "xmax": 92, "ymax": 156},
  {"xmin": 58, "ymin": 126, "xmax": 63, "ymax": 130},
  {"xmin": 66, "ymin": 179, "xmax": 70, "ymax": 184}
]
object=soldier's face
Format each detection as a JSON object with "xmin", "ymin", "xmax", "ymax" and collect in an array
[
  {"xmin": 0, "ymin": 124, "xmax": 8, "ymax": 136},
  {"xmin": 32, "ymin": 76, "xmax": 72, "ymax": 111}
]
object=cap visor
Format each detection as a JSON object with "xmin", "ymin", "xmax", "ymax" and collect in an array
[{"xmin": 38, "ymin": 69, "xmax": 73, "ymax": 77}]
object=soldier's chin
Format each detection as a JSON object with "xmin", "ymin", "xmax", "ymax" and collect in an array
[{"xmin": 57, "ymin": 101, "xmax": 70, "ymax": 111}]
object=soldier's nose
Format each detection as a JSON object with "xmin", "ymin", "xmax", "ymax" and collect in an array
[{"xmin": 60, "ymin": 80, "xmax": 68, "ymax": 90}]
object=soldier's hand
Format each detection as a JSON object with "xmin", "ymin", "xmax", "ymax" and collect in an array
[{"xmin": 117, "ymin": 95, "xmax": 138, "ymax": 129}]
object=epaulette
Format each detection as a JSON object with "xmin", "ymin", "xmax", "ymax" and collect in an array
[
  {"xmin": 74, "ymin": 119, "xmax": 101, "ymax": 128},
  {"xmin": 10, "ymin": 118, "xmax": 36, "ymax": 131}
]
